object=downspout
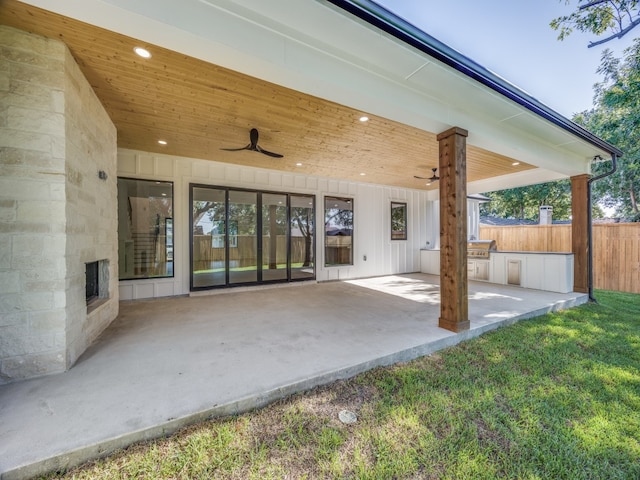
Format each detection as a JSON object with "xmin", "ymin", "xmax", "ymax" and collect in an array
[{"xmin": 587, "ymin": 154, "xmax": 618, "ymax": 302}]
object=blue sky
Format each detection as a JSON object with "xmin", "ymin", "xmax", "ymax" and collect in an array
[{"xmin": 375, "ymin": 0, "xmax": 636, "ymax": 118}]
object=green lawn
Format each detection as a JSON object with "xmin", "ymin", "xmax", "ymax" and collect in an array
[{"xmin": 46, "ymin": 290, "xmax": 639, "ymax": 479}]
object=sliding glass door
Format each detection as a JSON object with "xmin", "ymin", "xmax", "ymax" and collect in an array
[
  {"xmin": 191, "ymin": 187, "xmax": 226, "ymax": 288},
  {"xmin": 262, "ymin": 193, "xmax": 288, "ymax": 282},
  {"xmin": 190, "ymin": 185, "xmax": 314, "ymax": 290}
]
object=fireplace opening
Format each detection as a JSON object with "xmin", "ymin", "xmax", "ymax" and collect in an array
[{"xmin": 86, "ymin": 261, "xmax": 99, "ymax": 305}]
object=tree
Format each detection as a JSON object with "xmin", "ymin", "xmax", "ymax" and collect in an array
[
  {"xmin": 291, "ymin": 206, "xmax": 314, "ymax": 267},
  {"xmin": 551, "ymin": 0, "xmax": 640, "ymax": 47},
  {"xmin": 573, "ymin": 39, "xmax": 640, "ymax": 219},
  {"xmin": 550, "ymin": 1, "xmax": 640, "ymax": 220},
  {"xmin": 480, "ymin": 180, "xmax": 573, "ymax": 222}
]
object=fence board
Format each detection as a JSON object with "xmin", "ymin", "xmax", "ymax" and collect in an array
[
  {"xmin": 192, "ymin": 235, "xmax": 310, "ymax": 270},
  {"xmin": 479, "ymin": 224, "xmax": 640, "ymax": 294}
]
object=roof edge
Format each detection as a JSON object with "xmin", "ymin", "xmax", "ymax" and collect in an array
[{"xmin": 323, "ymin": 0, "xmax": 623, "ymax": 158}]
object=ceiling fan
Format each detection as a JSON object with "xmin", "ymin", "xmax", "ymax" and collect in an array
[
  {"xmin": 220, "ymin": 128, "xmax": 284, "ymax": 158},
  {"xmin": 414, "ymin": 168, "xmax": 439, "ymax": 183}
]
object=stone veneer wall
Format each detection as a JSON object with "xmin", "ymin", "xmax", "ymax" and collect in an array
[
  {"xmin": 62, "ymin": 33, "xmax": 119, "ymax": 366},
  {"xmin": 0, "ymin": 26, "xmax": 118, "ymax": 383}
]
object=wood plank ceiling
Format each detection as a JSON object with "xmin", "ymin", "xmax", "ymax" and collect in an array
[{"xmin": 2, "ymin": 0, "xmax": 534, "ymax": 190}]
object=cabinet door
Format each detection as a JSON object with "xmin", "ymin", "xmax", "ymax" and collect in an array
[{"xmin": 475, "ymin": 261, "xmax": 489, "ymax": 281}]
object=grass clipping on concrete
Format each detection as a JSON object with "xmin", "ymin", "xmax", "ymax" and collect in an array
[{"xmin": 49, "ymin": 290, "xmax": 639, "ymax": 479}]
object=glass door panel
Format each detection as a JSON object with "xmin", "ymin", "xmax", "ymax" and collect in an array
[
  {"xmin": 192, "ymin": 187, "xmax": 226, "ymax": 288},
  {"xmin": 290, "ymin": 195, "xmax": 315, "ymax": 280},
  {"xmin": 229, "ymin": 190, "xmax": 258, "ymax": 284},
  {"xmin": 262, "ymin": 193, "xmax": 288, "ymax": 282}
]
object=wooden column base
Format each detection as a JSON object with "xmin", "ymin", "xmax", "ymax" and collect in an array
[{"xmin": 439, "ymin": 317, "xmax": 470, "ymax": 333}]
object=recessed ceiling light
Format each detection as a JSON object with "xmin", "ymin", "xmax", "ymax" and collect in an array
[
  {"xmin": 158, "ymin": 140, "xmax": 167, "ymax": 145},
  {"xmin": 359, "ymin": 116, "xmax": 369, "ymax": 122},
  {"xmin": 296, "ymin": 162, "xmax": 303, "ymax": 166},
  {"xmin": 359, "ymin": 172, "xmax": 366, "ymax": 176},
  {"xmin": 134, "ymin": 47, "xmax": 151, "ymax": 58},
  {"xmin": 512, "ymin": 161, "xmax": 520, "ymax": 166}
]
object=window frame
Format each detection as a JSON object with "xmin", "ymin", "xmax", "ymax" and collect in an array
[
  {"xmin": 117, "ymin": 177, "xmax": 174, "ymax": 281},
  {"xmin": 324, "ymin": 196, "xmax": 354, "ymax": 267},
  {"xmin": 390, "ymin": 201, "xmax": 408, "ymax": 241},
  {"xmin": 189, "ymin": 183, "xmax": 316, "ymax": 290}
]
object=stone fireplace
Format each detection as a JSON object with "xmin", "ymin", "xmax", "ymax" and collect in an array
[{"xmin": 0, "ymin": 26, "xmax": 119, "ymax": 383}]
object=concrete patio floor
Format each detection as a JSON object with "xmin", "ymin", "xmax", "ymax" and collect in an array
[{"xmin": 0, "ymin": 274, "xmax": 587, "ymax": 479}]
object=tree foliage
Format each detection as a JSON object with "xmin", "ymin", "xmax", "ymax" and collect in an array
[
  {"xmin": 551, "ymin": 0, "xmax": 640, "ymax": 47},
  {"xmin": 480, "ymin": 180, "xmax": 573, "ymax": 222},
  {"xmin": 573, "ymin": 38, "xmax": 640, "ymax": 219}
]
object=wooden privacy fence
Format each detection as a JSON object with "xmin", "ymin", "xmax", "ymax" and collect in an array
[
  {"xmin": 479, "ymin": 223, "xmax": 640, "ymax": 294},
  {"xmin": 193, "ymin": 235, "xmax": 311, "ymax": 270}
]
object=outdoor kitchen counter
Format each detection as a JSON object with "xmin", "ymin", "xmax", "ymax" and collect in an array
[{"xmin": 420, "ymin": 249, "xmax": 574, "ymax": 294}]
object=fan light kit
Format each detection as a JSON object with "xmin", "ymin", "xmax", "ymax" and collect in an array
[{"xmin": 221, "ymin": 128, "xmax": 283, "ymax": 158}]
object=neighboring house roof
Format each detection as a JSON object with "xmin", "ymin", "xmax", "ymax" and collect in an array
[
  {"xmin": 480, "ymin": 216, "xmax": 538, "ymax": 226},
  {"xmin": 479, "ymin": 216, "xmax": 574, "ymax": 226}
]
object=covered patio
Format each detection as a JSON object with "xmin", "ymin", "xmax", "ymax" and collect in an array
[
  {"xmin": 0, "ymin": 0, "xmax": 623, "ymax": 387},
  {"xmin": 0, "ymin": 275, "xmax": 586, "ymax": 479}
]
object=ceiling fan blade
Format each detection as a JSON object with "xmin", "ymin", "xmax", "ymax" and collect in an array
[
  {"xmin": 257, "ymin": 146, "xmax": 284, "ymax": 158},
  {"xmin": 221, "ymin": 144, "xmax": 251, "ymax": 152},
  {"xmin": 413, "ymin": 175, "xmax": 428, "ymax": 180}
]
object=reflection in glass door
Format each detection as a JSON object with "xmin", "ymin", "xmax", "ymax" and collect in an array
[
  {"xmin": 191, "ymin": 187, "xmax": 226, "ymax": 288},
  {"xmin": 262, "ymin": 193, "xmax": 288, "ymax": 282},
  {"xmin": 291, "ymin": 195, "xmax": 315, "ymax": 280},
  {"xmin": 190, "ymin": 185, "xmax": 315, "ymax": 290},
  {"xmin": 228, "ymin": 190, "xmax": 258, "ymax": 285}
]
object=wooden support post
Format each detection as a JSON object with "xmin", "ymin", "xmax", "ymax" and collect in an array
[
  {"xmin": 571, "ymin": 174, "xmax": 590, "ymax": 293},
  {"xmin": 438, "ymin": 127, "xmax": 470, "ymax": 332}
]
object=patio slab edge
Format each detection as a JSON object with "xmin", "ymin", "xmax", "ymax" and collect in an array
[{"xmin": 1, "ymin": 293, "xmax": 588, "ymax": 480}]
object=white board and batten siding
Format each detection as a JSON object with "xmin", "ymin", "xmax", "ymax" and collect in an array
[{"xmin": 117, "ymin": 149, "xmax": 430, "ymax": 299}]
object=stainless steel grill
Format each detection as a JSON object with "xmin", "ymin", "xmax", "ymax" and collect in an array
[{"xmin": 467, "ymin": 240, "xmax": 497, "ymax": 259}]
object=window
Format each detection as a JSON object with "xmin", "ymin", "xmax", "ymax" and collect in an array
[
  {"xmin": 117, "ymin": 178, "xmax": 174, "ymax": 280},
  {"xmin": 391, "ymin": 201, "xmax": 407, "ymax": 240},
  {"xmin": 325, "ymin": 196, "xmax": 353, "ymax": 266}
]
